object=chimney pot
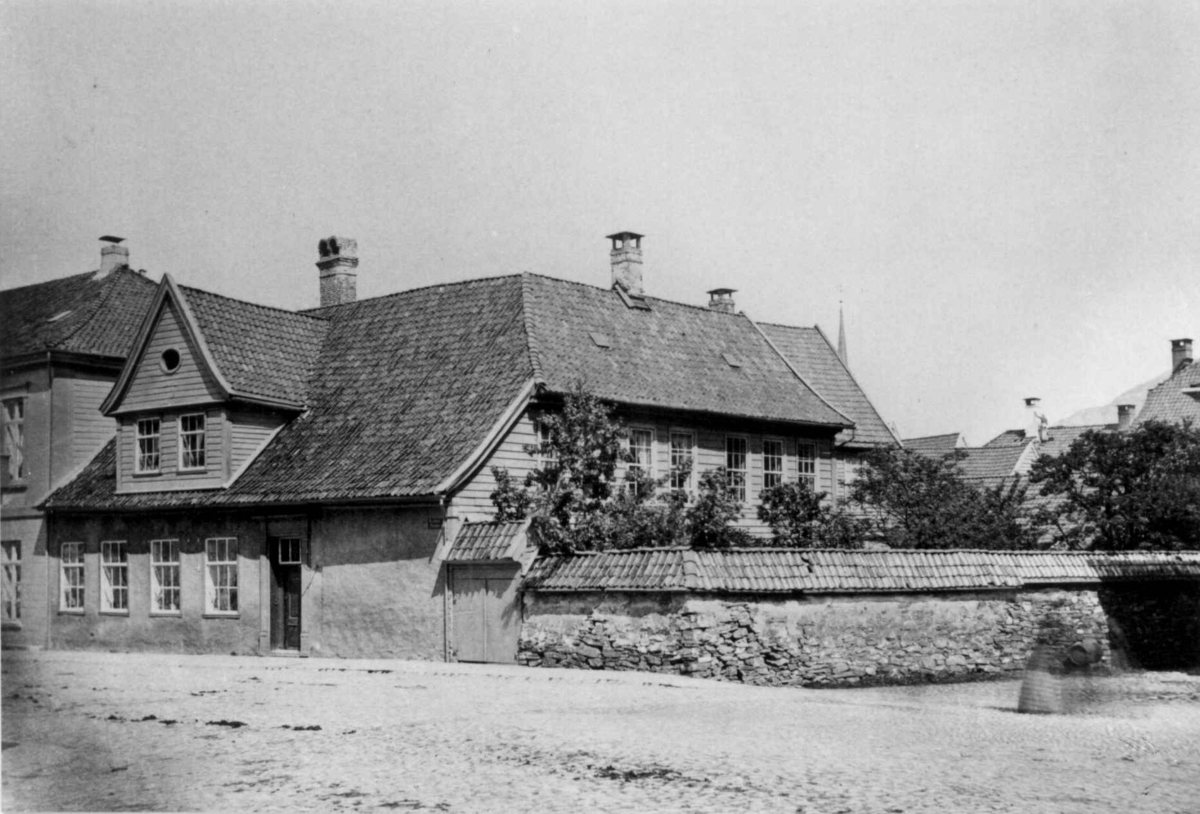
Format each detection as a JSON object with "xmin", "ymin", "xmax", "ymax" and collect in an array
[
  {"xmin": 317, "ymin": 235, "xmax": 358, "ymax": 307},
  {"xmin": 1116, "ymin": 403, "xmax": 1136, "ymax": 431},
  {"xmin": 607, "ymin": 231, "xmax": 644, "ymax": 296},
  {"xmin": 1171, "ymin": 338, "xmax": 1194, "ymax": 372},
  {"xmin": 96, "ymin": 236, "xmax": 129, "ymax": 279},
  {"xmin": 707, "ymin": 288, "xmax": 737, "ymax": 314}
]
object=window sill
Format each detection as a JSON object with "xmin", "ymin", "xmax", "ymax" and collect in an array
[
  {"xmin": 1, "ymin": 483, "xmax": 28, "ymax": 492},
  {"xmin": 203, "ymin": 612, "xmax": 240, "ymax": 619},
  {"xmin": 58, "ymin": 609, "xmax": 84, "ymax": 616},
  {"xmin": 99, "ymin": 610, "xmax": 130, "ymax": 617},
  {"xmin": 132, "ymin": 471, "xmax": 162, "ymax": 478},
  {"xmin": 150, "ymin": 611, "xmax": 182, "ymax": 618},
  {"xmin": 177, "ymin": 467, "xmax": 209, "ymax": 475},
  {"xmin": 1, "ymin": 621, "xmax": 22, "ymax": 631}
]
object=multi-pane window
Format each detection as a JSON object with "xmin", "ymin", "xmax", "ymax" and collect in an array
[
  {"xmin": 136, "ymin": 417, "xmax": 161, "ymax": 473},
  {"xmin": 2, "ymin": 541, "xmax": 20, "ymax": 623},
  {"xmin": 151, "ymin": 540, "xmax": 180, "ymax": 614},
  {"xmin": 205, "ymin": 537, "xmax": 238, "ymax": 614},
  {"xmin": 669, "ymin": 432, "xmax": 694, "ymax": 491},
  {"xmin": 798, "ymin": 442, "xmax": 817, "ymax": 491},
  {"xmin": 532, "ymin": 420, "xmax": 555, "ymax": 470},
  {"xmin": 61, "ymin": 542, "xmax": 85, "ymax": 611},
  {"xmin": 179, "ymin": 413, "xmax": 207, "ymax": 470},
  {"xmin": 763, "ymin": 439, "xmax": 784, "ymax": 490},
  {"xmin": 2, "ymin": 397, "xmax": 26, "ymax": 483},
  {"xmin": 628, "ymin": 429, "xmax": 654, "ymax": 480},
  {"xmin": 101, "ymin": 541, "xmax": 129, "ymax": 612},
  {"xmin": 277, "ymin": 537, "xmax": 302, "ymax": 565},
  {"xmin": 726, "ymin": 436, "xmax": 748, "ymax": 502}
]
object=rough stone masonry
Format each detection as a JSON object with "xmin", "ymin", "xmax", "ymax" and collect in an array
[{"xmin": 518, "ymin": 589, "xmax": 1112, "ymax": 687}]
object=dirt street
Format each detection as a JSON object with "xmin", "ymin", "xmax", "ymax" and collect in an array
[{"xmin": 2, "ymin": 650, "xmax": 1198, "ymax": 813}]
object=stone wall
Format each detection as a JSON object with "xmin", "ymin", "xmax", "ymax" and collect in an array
[{"xmin": 518, "ymin": 589, "xmax": 1112, "ymax": 687}]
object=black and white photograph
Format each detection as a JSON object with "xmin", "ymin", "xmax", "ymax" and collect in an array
[{"xmin": 2, "ymin": 2, "xmax": 1198, "ymax": 812}]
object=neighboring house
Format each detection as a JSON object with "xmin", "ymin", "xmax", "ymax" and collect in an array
[
  {"xmin": 40, "ymin": 232, "xmax": 897, "ymax": 662},
  {"xmin": 903, "ymin": 432, "xmax": 967, "ymax": 459},
  {"xmin": 1, "ymin": 239, "xmax": 157, "ymax": 648},
  {"xmin": 1136, "ymin": 338, "xmax": 1198, "ymax": 427}
]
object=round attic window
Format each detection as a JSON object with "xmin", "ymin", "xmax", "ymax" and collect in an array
[{"xmin": 160, "ymin": 348, "xmax": 181, "ymax": 374}]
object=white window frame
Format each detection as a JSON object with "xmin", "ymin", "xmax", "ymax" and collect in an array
[
  {"xmin": 763, "ymin": 438, "xmax": 784, "ymax": 490},
  {"xmin": 150, "ymin": 539, "xmax": 181, "ymax": 615},
  {"xmin": 532, "ymin": 419, "xmax": 555, "ymax": 470},
  {"xmin": 669, "ymin": 431, "xmax": 695, "ymax": 492},
  {"xmin": 2, "ymin": 540, "xmax": 21, "ymax": 624},
  {"xmin": 276, "ymin": 537, "xmax": 303, "ymax": 565},
  {"xmin": 2, "ymin": 396, "xmax": 26, "ymax": 484},
  {"xmin": 797, "ymin": 442, "xmax": 818, "ymax": 491},
  {"xmin": 204, "ymin": 537, "xmax": 238, "ymax": 616},
  {"xmin": 100, "ymin": 541, "xmax": 129, "ymax": 614},
  {"xmin": 627, "ymin": 427, "xmax": 655, "ymax": 481},
  {"xmin": 725, "ymin": 435, "xmax": 748, "ymax": 503},
  {"xmin": 136, "ymin": 417, "xmax": 162, "ymax": 474},
  {"xmin": 61, "ymin": 542, "xmax": 85, "ymax": 612},
  {"xmin": 179, "ymin": 413, "xmax": 207, "ymax": 471}
]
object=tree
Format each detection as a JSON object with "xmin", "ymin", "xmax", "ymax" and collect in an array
[
  {"xmin": 757, "ymin": 481, "xmax": 866, "ymax": 549},
  {"xmin": 848, "ymin": 447, "xmax": 1036, "ymax": 549},
  {"xmin": 687, "ymin": 468, "xmax": 753, "ymax": 548},
  {"xmin": 1027, "ymin": 420, "xmax": 1200, "ymax": 551}
]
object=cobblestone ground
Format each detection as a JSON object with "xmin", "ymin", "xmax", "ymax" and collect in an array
[{"xmin": 3, "ymin": 650, "xmax": 1198, "ymax": 813}]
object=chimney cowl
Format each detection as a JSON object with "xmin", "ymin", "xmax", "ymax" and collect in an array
[
  {"xmin": 317, "ymin": 235, "xmax": 358, "ymax": 307},
  {"xmin": 707, "ymin": 288, "xmax": 737, "ymax": 314},
  {"xmin": 1024, "ymin": 397, "xmax": 1048, "ymax": 442},
  {"xmin": 1171, "ymin": 338, "xmax": 1194, "ymax": 372},
  {"xmin": 1116, "ymin": 403, "xmax": 1136, "ymax": 431},
  {"xmin": 96, "ymin": 236, "xmax": 129, "ymax": 280},
  {"xmin": 607, "ymin": 231, "xmax": 644, "ymax": 297}
]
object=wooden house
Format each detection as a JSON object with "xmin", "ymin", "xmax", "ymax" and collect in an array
[{"xmin": 40, "ymin": 232, "xmax": 897, "ymax": 662}]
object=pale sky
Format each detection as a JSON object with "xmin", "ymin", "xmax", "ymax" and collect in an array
[{"xmin": 2, "ymin": 1, "xmax": 1197, "ymax": 445}]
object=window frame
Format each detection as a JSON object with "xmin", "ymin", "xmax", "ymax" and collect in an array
[
  {"xmin": 150, "ymin": 539, "xmax": 181, "ymax": 616},
  {"xmin": 725, "ymin": 435, "xmax": 749, "ymax": 503},
  {"xmin": 276, "ymin": 537, "xmax": 303, "ymax": 566},
  {"xmin": 204, "ymin": 537, "xmax": 239, "ymax": 616},
  {"xmin": 627, "ymin": 426, "xmax": 655, "ymax": 481},
  {"xmin": 135, "ymin": 416, "xmax": 162, "ymax": 475},
  {"xmin": 60, "ymin": 542, "xmax": 85, "ymax": 613},
  {"xmin": 668, "ymin": 431, "xmax": 695, "ymax": 492},
  {"xmin": 2, "ymin": 540, "xmax": 21, "ymax": 625},
  {"xmin": 178, "ymin": 412, "xmax": 207, "ymax": 472},
  {"xmin": 763, "ymin": 438, "xmax": 785, "ymax": 491},
  {"xmin": 797, "ymin": 441, "xmax": 818, "ymax": 491},
  {"xmin": 2, "ymin": 396, "xmax": 27, "ymax": 486},
  {"xmin": 100, "ymin": 540, "xmax": 129, "ymax": 614}
]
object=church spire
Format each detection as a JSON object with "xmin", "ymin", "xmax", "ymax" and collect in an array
[{"xmin": 837, "ymin": 301, "xmax": 848, "ymax": 368}]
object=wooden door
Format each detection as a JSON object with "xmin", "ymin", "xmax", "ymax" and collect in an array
[
  {"xmin": 270, "ymin": 537, "xmax": 303, "ymax": 651},
  {"xmin": 452, "ymin": 565, "xmax": 521, "ymax": 663}
]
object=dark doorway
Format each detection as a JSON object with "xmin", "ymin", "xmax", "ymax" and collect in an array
[{"xmin": 270, "ymin": 537, "xmax": 303, "ymax": 651}]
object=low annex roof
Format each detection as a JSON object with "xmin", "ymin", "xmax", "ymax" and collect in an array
[
  {"xmin": 0, "ymin": 267, "xmax": 157, "ymax": 363},
  {"xmin": 524, "ymin": 548, "xmax": 1200, "ymax": 594},
  {"xmin": 904, "ymin": 433, "xmax": 965, "ymax": 457}
]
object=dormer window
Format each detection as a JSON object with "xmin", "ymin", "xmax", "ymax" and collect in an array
[
  {"xmin": 179, "ymin": 413, "xmax": 207, "ymax": 470},
  {"xmin": 136, "ymin": 417, "xmax": 161, "ymax": 473},
  {"xmin": 160, "ymin": 348, "xmax": 181, "ymax": 374}
]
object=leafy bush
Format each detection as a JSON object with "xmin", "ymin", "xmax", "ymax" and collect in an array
[
  {"xmin": 757, "ymin": 481, "xmax": 865, "ymax": 548},
  {"xmin": 686, "ymin": 468, "xmax": 753, "ymax": 549}
]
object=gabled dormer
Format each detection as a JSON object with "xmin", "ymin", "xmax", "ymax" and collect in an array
[{"xmin": 102, "ymin": 275, "xmax": 327, "ymax": 494}]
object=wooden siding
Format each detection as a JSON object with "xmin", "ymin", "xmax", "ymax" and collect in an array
[
  {"xmin": 228, "ymin": 408, "xmax": 286, "ymax": 474},
  {"xmin": 116, "ymin": 407, "xmax": 226, "ymax": 493},
  {"xmin": 451, "ymin": 406, "xmax": 846, "ymax": 539},
  {"xmin": 70, "ymin": 374, "xmax": 119, "ymax": 464},
  {"xmin": 117, "ymin": 301, "xmax": 224, "ymax": 413}
]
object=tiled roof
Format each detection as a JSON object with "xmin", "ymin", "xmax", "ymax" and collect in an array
[
  {"xmin": 524, "ymin": 548, "xmax": 1200, "ymax": 594},
  {"xmin": 1136, "ymin": 360, "xmax": 1200, "ymax": 426},
  {"xmin": 758, "ymin": 323, "xmax": 897, "ymax": 446},
  {"xmin": 954, "ymin": 445, "xmax": 1031, "ymax": 486},
  {"xmin": 523, "ymin": 276, "xmax": 852, "ymax": 428},
  {"xmin": 444, "ymin": 520, "xmax": 530, "ymax": 562},
  {"xmin": 181, "ymin": 286, "xmax": 327, "ymax": 407},
  {"xmin": 984, "ymin": 425, "xmax": 1112, "ymax": 459},
  {"xmin": 0, "ymin": 267, "xmax": 157, "ymax": 362},
  {"xmin": 903, "ymin": 433, "xmax": 964, "ymax": 457}
]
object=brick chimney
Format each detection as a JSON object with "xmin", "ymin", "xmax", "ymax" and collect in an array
[
  {"xmin": 707, "ymin": 288, "xmax": 737, "ymax": 314},
  {"xmin": 317, "ymin": 236, "xmax": 358, "ymax": 307},
  {"xmin": 96, "ymin": 236, "xmax": 128, "ymax": 280},
  {"xmin": 1116, "ymin": 404, "xmax": 1136, "ymax": 431},
  {"xmin": 1171, "ymin": 338, "xmax": 1194, "ymax": 372},
  {"xmin": 607, "ymin": 232, "xmax": 644, "ymax": 296}
]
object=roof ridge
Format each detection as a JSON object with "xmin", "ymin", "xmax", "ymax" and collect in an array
[
  {"xmin": 180, "ymin": 284, "xmax": 329, "ymax": 324},
  {"xmin": 811, "ymin": 323, "xmax": 903, "ymax": 445},
  {"xmin": 47, "ymin": 267, "xmax": 151, "ymax": 349},
  {"xmin": 0, "ymin": 268, "xmax": 96, "ymax": 295},
  {"xmin": 300, "ymin": 272, "xmax": 526, "ymax": 313},
  {"xmin": 519, "ymin": 273, "xmax": 546, "ymax": 384}
]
